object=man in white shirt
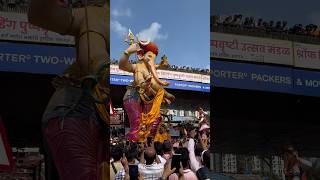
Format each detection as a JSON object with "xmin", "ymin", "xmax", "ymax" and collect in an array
[{"xmin": 139, "ymin": 147, "xmax": 165, "ymax": 180}]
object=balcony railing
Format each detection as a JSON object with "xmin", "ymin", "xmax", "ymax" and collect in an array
[{"xmin": 211, "ymin": 24, "xmax": 320, "ymax": 45}]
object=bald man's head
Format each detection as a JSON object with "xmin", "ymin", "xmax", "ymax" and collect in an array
[{"xmin": 144, "ymin": 147, "xmax": 156, "ymax": 165}]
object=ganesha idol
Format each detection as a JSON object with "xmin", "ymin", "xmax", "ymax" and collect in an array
[{"xmin": 119, "ymin": 38, "xmax": 175, "ymax": 142}]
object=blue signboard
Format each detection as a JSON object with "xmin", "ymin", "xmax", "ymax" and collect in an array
[
  {"xmin": 0, "ymin": 42, "xmax": 76, "ymax": 74},
  {"xmin": 211, "ymin": 60, "xmax": 293, "ymax": 94},
  {"xmin": 171, "ymin": 116, "xmax": 195, "ymax": 122},
  {"xmin": 211, "ymin": 60, "xmax": 320, "ymax": 97},
  {"xmin": 293, "ymin": 70, "xmax": 320, "ymax": 97},
  {"xmin": 110, "ymin": 75, "xmax": 134, "ymax": 85},
  {"xmin": 0, "ymin": 42, "xmax": 209, "ymax": 92},
  {"xmin": 169, "ymin": 128, "xmax": 180, "ymax": 137},
  {"xmin": 111, "ymin": 75, "xmax": 210, "ymax": 92}
]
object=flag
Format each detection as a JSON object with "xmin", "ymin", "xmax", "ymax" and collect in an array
[{"xmin": 109, "ymin": 100, "xmax": 115, "ymax": 115}]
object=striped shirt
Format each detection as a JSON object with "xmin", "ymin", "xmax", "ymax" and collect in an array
[
  {"xmin": 114, "ymin": 170, "xmax": 125, "ymax": 180},
  {"xmin": 110, "ymin": 161, "xmax": 123, "ymax": 180}
]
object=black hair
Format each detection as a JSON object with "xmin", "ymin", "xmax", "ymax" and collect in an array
[
  {"xmin": 144, "ymin": 151, "xmax": 156, "ymax": 165},
  {"xmin": 195, "ymin": 142, "xmax": 204, "ymax": 157},
  {"xmin": 111, "ymin": 145, "xmax": 123, "ymax": 161},
  {"xmin": 130, "ymin": 142, "xmax": 138, "ymax": 151},
  {"xmin": 125, "ymin": 148, "xmax": 138, "ymax": 163}
]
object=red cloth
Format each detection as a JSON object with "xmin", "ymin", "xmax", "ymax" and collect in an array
[
  {"xmin": 139, "ymin": 41, "xmax": 159, "ymax": 56},
  {"xmin": 43, "ymin": 118, "xmax": 107, "ymax": 180}
]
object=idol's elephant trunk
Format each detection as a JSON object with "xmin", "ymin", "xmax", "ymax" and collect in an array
[{"xmin": 147, "ymin": 58, "xmax": 169, "ymax": 87}]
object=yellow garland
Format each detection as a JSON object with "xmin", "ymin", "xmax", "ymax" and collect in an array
[
  {"xmin": 141, "ymin": 88, "xmax": 164, "ymax": 126},
  {"xmin": 154, "ymin": 131, "xmax": 171, "ymax": 143},
  {"xmin": 138, "ymin": 88, "xmax": 165, "ymax": 141}
]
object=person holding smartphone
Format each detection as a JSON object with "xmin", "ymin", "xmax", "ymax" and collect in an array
[
  {"xmin": 138, "ymin": 146, "xmax": 165, "ymax": 179},
  {"xmin": 168, "ymin": 148, "xmax": 198, "ymax": 180},
  {"xmin": 160, "ymin": 159, "xmax": 184, "ymax": 180},
  {"xmin": 121, "ymin": 154, "xmax": 184, "ymax": 180},
  {"xmin": 115, "ymin": 148, "xmax": 139, "ymax": 180},
  {"xmin": 162, "ymin": 140, "xmax": 173, "ymax": 160}
]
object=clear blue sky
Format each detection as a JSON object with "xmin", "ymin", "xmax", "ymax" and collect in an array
[
  {"xmin": 211, "ymin": 0, "xmax": 320, "ymax": 26},
  {"xmin": 110, "ymin": 0, "xmax": 210, "ymax": 69}
]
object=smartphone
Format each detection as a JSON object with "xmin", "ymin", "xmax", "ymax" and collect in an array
[
  {"xmin": 129, "ymin": 165, "xmax": 138, "ymax": 180},
  {"xmin": 171, "ymin": 154, "xmax": 181, "ymax": 173}
]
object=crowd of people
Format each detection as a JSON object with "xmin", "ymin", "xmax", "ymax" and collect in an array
[
  {"xmin": 0, "ymin": 0, "xmax": 29, "ymax": 12},
  {"xmin": 111, "ymin": 59, "xmax": 210, "ymax": 75},
  {"xmin": 0, "ymin": 0, "xmax": 94, "ymax": 11},
  {"xmin": 110, "ymin": 122, "xmax": 211, "ymax": 180},
  {"xmin": 211, "ymin": 14, "xmax": 320, "ymax": 40},
  {"xmin": 109, "ymin": 106, "xmax": 211, "ymax": 180}
]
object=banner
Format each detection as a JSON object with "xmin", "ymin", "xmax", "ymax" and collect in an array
[
  {"xmin": 211, "ymin": 32, "xmax": 293, "ymax": 65},
  {"xmin": 172, "ymin": 116, "xmax": 196, "ymax": 122},
  {"xmin": 169, "ymin": 128, "xmax": 180, "ymax": 137},
  {"xmin": 110, "ymin": 64, "xmax": 210, "ymax": 84},
  {"xmin": 110, "ymin": 114, "xmax": 122, "ymax": 125},
  {"xmin": 0, "ymin": 12, "xmax": 75, "ymax": 44},
  {"xmin": 212, "ymin": 60, "xmax": 320, "ymax": 97},
  {"xmin": 0, "ymin": 42, "xmax": 209, "ymax": 92},
  {"xmin": 111, "ymin": 75, "xmax": 210, "ymax": 92},
  {"xmin": 293, "ymin": 42, "xmax": 320, "ymax": 70},
  {"xmin": 157, "ymin": 70, "xmax": 204, "ymax": 83},
  {"xmin": 293, "ymin": 69, "xmax": 320, "ymax": 97},
  {"xmin": 212, "ymin": 60, "xmax": 293, "ymax": 93},
  {"xmin": 0, "ymin": 42, "xmax": 76, "ymax": 74},
  {"xmin": 110, "ymin": 64, "xmax": 132, "ymax": 76}
]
